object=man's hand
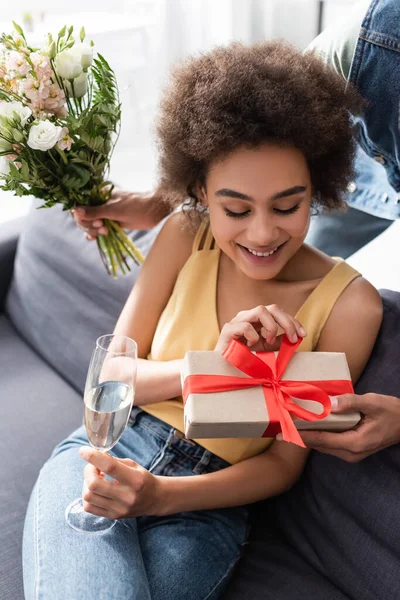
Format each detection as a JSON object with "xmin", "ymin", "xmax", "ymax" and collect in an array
[
  {"xmin": 296, "ymin": 393, "xmax": 400, "ymax": 462},
  {"xmin": 79, "ymin": 447, "xmax": 161, "ymax": 519},
  {"xmin": 72, "ymin": 187, "xmax": 171, "ymax": 238}
]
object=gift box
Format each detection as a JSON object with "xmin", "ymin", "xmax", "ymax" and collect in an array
[{"xmin": 182, "ymin": 337, "xmax": 360, "ymax": 447}]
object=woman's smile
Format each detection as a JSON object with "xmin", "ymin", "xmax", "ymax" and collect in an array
[{"xmin": 236, "ymin": 241, "xmax": 287, "ymax": 265}]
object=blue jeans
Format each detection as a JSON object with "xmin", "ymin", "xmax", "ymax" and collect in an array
[
  {"xmin": 306, "ymin": 206, "xmax": 393, "ymax": 258},
  {"xmin": 23, "ymin": 408, "xmax": 249, "ymax": 600}
]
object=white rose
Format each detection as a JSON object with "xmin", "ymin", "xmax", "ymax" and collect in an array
[
  {"xmin": 0, "ymin": 156, "xmax": 10, "ymax": 176},
  {"xmin": 54, "ymin": 49, "xmax": 83, "ymax": 80},
  {"xmin": 71, "ymin": 43, "xmax": 93, "ymax": 70},
  {"xmin": 0, "ymin": 101, "xmax": 32, "ymax": 126},
  {"xmin": 64, "ymin": 72, "xmax": 88, "ymax": 98},
  {"xmin": 27, "ymin": 120, "xmax": 63, "ymax": 151}
]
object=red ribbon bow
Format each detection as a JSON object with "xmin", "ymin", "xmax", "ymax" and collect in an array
[{"xmin": 182, "ymin": 336, "xmax": 354, "ymax": 447}]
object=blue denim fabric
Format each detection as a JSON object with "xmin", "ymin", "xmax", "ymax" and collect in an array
[
  {"xmin": 22, "ymin": 408, "xmax": 249, "ymax": 600},
  {"xmin": 305, "ymin": 202, "xmax": 392, "ymax": 258},
  {"xmin": 346, "ymin": 144, "xmax": 400, "ymax": 219},
  {"xmin": 348, "ymin": 0, "xmax": 400, "ymax": 216}
]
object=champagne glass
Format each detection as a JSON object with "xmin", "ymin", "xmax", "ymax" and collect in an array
[{"xmin": 66, "ymin": 334, "xmax": 137, "ymax": 533}]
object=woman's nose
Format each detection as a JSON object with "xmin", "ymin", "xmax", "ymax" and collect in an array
[{"xmin": 247, "ymin": 215, "xmax": 279, "ymax": 246}]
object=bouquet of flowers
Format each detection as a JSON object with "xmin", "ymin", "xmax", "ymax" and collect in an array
[{"xmin": 0, "ymin": 22, "xmax": 144, "ymax": 276}]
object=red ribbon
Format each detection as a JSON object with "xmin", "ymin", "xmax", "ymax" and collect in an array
[{"xmin": 182, "ymin": 336, "xmax": 354, "ymax": 447}]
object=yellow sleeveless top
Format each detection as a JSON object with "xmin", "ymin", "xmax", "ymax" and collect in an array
[{"xmin": 142, "ymin": 221, "xmax": 361, "ymax": 464}]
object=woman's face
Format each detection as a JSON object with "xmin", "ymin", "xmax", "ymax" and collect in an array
[{"xmin": 201, "ymin": 144, "xmax": 312, "ymax": 280}]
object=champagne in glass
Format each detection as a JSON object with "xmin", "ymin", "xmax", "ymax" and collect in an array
[
  {"xmin": 66, "ymin": 334, "xmax": 137, "ymax": 533},
  {"xmin": 84, "ymin": 381, "xmax": 134, "ymax": 451}
]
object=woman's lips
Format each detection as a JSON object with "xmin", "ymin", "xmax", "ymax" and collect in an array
[{"xmin": 237, "ymin": 241, "xmax": 286, "ymax": 264}]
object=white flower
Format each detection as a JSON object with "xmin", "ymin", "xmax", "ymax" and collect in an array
[
  {"xmin": 64, "ymin": 72, "xmax": 88, "ymax": 98},
  {"xmin": 0, "ymin": 156, "xmax": 10, "ymax": 175},
  {"xmin": 27, "ymin": 120, "xmax": 63, "ymax": 151},
  {"xmin": 54, "ymin": 49, "xmax": 83, "ymax": 80},
  {"xmin": 0, "ymin": 101, "xmax": 32, "ymax": 126},
  {"xmin": 57, "ymin": 127, "xmax": 73, "ymax": 151},
  {"xmin": 71, "ymin": 43, "xmax": 93, "ymax": 71},
  {"xmin": 6, "ymin": 50, "xmax": 30, "ymax": 76}
]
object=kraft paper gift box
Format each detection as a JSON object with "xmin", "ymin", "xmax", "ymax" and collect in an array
[{"xmin": 182, "ymin": 338, "xmax": 360, "ymax": 444}]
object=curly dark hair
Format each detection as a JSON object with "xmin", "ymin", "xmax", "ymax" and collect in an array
[{"xmin": 155, "ymin": 40, "xmax": 363, "ymax": 211}]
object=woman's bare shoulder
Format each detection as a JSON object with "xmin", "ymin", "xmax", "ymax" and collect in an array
[
  {"xmin": 301, "ymin": 245, "xmax": 339, "ymax": 277},
  {"xmin": 148, "ymin": 210, "xmax": 201, "ymax": 267},
  {"xmin": 317, "ymin": 275, "xmax": 383, "ymax": 381}
]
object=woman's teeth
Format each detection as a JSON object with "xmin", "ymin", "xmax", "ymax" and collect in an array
[{"xmin": 247, "ymin": 247, "xmax": 278, "ymax": 257}]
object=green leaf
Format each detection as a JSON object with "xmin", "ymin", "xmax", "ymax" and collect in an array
[
  {"xmin": 20, "ymin": 161, "xmax": 30, "ymax": 179},
  {"xmin": 61, "ymin": 163, "xmax": 90, "ymax": 189},
  {"xmin": 8, "ymin": 162, "xmax": 21, "ymax": 178},
  {"xmin": 80, "ymin": 131, "xmax": 109, "ymax": 155},
  {"xmin": 12, "ymin": 21, "xmax": 23, "ymax": 36}
]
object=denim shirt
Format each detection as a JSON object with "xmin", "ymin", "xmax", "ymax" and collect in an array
[{"xmin": 348, "ymin": 0, "xmax": 400, "ymax": 218}]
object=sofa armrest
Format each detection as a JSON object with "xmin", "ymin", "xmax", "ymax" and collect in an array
[{"xmin": 0, "ymin": 217, "xmax": 25, "ymax": 312}]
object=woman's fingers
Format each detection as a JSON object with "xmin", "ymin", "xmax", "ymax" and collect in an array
[
  {"xmin": 236, "ymin": 305, "xmax": 280, "ymax": 344},
  {"xmin": 232, "ymin": 305, "xmax": 306, "ymax": 344},
  {"xmin": 83, "ymin": 464, "xmax": 118, "ymax": 500},
  {"xmin": 215, "ymin": 305, "xmax": 307, "ymax": 352},
  {"xmin": 265, "ymin": 304, "xmax": 306, "ymax": 343},
  {"xmin": 81, "ymin": 501, "xmax": 111, "ymax": 517},
  {"xmin": 215, "ymin": 321, "xmax": 260, "ymax": 351}
]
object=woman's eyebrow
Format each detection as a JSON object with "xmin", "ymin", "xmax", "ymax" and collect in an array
[
  {"xmin": 215, "ymin": 185, "xmax": 306, "ymax": 201},
  {"xmin": 272, "ymin": 186, "xmax": 306, "ymax": 200},
  {"xmin": 215, "ymin": 189, "xmax": 253, "ymax": 200}
]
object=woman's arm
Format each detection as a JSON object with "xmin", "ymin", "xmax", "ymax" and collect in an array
[
  {"xmin": 113, "ymin": 212, "xmax": 195, "ymax": 404},
  {"xmin": 131, "ymin": 358, "xmax": 183, "ymax": 405},
  {"xmin": 315, "ymin": 276, "xmax": 383, "ymax": 382},
  {"xmin": 80, "ymin": 287, "xmax": 313, "ymax": 517},
  {"xmin": 300, "ymin": 276, "xmax": 387, "ymax": 460},
  {"xmin": 158, "ymin": 440, "xmax": 308, "ymax": 514},
  {"xmin": 79, "ymin": 439, "xmax": 309, "ymax": 518}
]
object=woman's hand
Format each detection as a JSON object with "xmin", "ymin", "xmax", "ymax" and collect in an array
[
  {"xmin": 71, "ymin": 187, "xmax": 171, "ymax": 238},
  {"xmin": 79, "ymin": 447, "xmax": 161, "ymax": 518},
  {"xmin": 215, "ymin": 304, "xmax": 307, "ymax": 353}
]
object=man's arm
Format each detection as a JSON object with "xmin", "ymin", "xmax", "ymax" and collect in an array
[
  {"xmin": 72, "ymin": 186, "xmax": 173, "ymax": 237},
  {"xmin": 298, "ymin": 393, "xmax": 400, "ymax": 462},
  {"xmin": 305, "ymin": 0, "xmax": 369, "ymax": 80}
]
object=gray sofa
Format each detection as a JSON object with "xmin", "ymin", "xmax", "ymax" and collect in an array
[{"xmin": 1, "ymin": 204, "xmax": 400, "ymax": 600}]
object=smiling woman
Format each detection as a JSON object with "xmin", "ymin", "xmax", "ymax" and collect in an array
[{"xmin": 23, "ymin": 40, "xmax": 383, "ymax": 600}]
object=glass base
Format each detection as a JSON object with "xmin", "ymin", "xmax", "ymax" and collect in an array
[{"xmin": 65, "ymin": 498, "xmax": 117, "ymax": 534}]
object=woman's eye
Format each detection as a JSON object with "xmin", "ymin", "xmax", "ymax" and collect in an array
[
  {"xmin": 273, "ymin": 204, "xmax": 300, "ymax": 215},
  {"xmin": 224, "ymin": 208, "xmax": 251, "ymax": 219}
]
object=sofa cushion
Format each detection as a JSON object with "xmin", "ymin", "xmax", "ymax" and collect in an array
[
  {"xmin": 0, "ymin": 315, "xmax": 83, "ymax": 600},
  {"xmin": 6, "ymin": 203, "xmax": 163, "ymax": 393},
  {"xmin": 224, "ymin": 289, "xmax": 400, "ymax": 600}
]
